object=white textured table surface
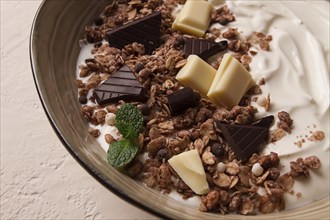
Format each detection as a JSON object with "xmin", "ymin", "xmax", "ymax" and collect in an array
[{"xmin": 0, "ymin": 1, "xmax": 157, "ymax": 219}]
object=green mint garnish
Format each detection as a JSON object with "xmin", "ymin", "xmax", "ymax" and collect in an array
[
  {"xmin": 107, "ymin": 139, "xmax": 139, "ymax": 168},
  {"xmin": 107, "ymin": 104, "xmax": 143, "ymax": 168},
  {"xmin": 115, "ymin": 103, "xmax": 143, "ymax": 139}
]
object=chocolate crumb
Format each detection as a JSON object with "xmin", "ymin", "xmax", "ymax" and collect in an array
[
  {"xmin": 309, "ymin": 130, "xmax": 325, "ymax": 141},
  {"xmin": 296, "ymin": 192, "xmax": 302, "ymax": 199},
  {"xmin": 277, "ymin": 111, "xmax": 293, "ymax": 133},
  {"xmin": 79, "ymin": 96, "xmax": 88, "ymax": 104},
  {"xmin": 89, "ymin": 128, "xmax": 100, "ymax": 138}
]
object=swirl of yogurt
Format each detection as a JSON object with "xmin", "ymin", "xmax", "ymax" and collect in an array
[{"xmin": 219, "ymin": 0, "xmax": 329, "ymax": 209}]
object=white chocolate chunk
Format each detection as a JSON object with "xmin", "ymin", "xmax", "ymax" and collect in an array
[
  {"xmin": 176, "ymin": 55, "xmax": 216, "ymax": 98},
  {"xmin": 208, "ymin": 0, "xmax": 225, "ymax": 7},
  {"xmin": 172, "ymin": 0, "xmax": 213, "ymax": 37},
  {"xmin": 168, "ymin": 149, "xmax": 209, "ymax": 195},
  {"xmin": 207, "ymin": 53, "xmax": 253, "ymax": 108}
]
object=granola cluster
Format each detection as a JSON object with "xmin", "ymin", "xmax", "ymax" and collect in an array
[{"xmin": 76, "ymin": 0, "xmax": 322, "ymax": 215}]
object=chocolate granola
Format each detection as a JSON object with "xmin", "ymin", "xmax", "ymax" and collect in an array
[{"xmin": 76, "ymin": 0, "xmax": 322, "ymax": 215}]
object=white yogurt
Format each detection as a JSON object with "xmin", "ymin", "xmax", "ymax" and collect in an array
[
  {"xmin": 222, "ymin": 0, "xmax": 330, "ymax": 209},
  {"xmin": 76, "ymin": 0, "xmax": 330, "ymax": 211}
]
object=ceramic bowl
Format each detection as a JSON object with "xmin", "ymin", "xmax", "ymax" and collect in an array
[{"xmin": 30, "ymin": 0, "xmax": 329, "ymax": 219}]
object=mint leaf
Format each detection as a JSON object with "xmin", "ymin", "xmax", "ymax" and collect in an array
[
  {"xmin": 107, "ymin": 104, "xmax": 143, "ymax": 169},
  {"xmin": 115, "ymin": 104, "xmax": 143, "ymax": 139},
  {"xmin": 107, "ymin": 139, "xmax": 139, "ymax": 168}
]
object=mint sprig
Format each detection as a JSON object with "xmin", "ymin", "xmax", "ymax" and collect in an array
[
  {"xmin": 115, "ymin": 103, "xmax": 143, "ymax": 139},
  {"xmin": 107, "ymin": 104, "xmax": 143, "ymax": 168},
  {"xmin": 107, "ymin": 139, "xmax": 139, "ymax": 168}
]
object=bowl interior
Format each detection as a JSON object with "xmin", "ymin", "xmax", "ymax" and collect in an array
[{"xmin": 30, "ymin": 0, "xmax": 329, "ymax": 219}]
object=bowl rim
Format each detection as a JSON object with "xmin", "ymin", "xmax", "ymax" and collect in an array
[
  {"xmin": 29, "ymin": 1, "xmax": 330, "ymax": 219},
  {"xmin": 29, "ymin": 1, "xmax": 166, "ymax": 218}
]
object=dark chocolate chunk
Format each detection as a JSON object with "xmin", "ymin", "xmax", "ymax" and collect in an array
[
  {"xmin": 93, "ymin": 65, "xmax": 147, "ymax": 105},
  {"xmin": 252, "ymin": 115, "xmax": 275, "ymax": 128},
  {"xmin": 137, "ymin": 104, "xmax": 150, "ymax": 116},
  {"xmin": 183, "ymin": 37, "xmax": 228, "ymax": 60},
  {"xmin": 106, "ymin": 12, "xmax": 161, "ymax": 54},
  {"xmin": 214, "ymin": 116, "xmax": 274, "ymax": 161},
  {"xmin": 167, "ymin": 87, "xmax": 200, "ymax": 115}
]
